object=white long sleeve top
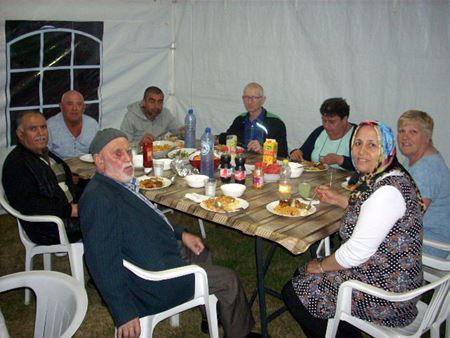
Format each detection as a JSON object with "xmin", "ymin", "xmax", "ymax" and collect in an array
[{"xmin": 335, "ymin": 180, "xmax": 406, "ymax": 268}]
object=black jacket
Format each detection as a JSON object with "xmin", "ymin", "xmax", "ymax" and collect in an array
[
  {"xmin": 218, "ymin": 109, "xmax": 289, "ymax": 158},
  {"xmin": 2, "ymin": 144, "xmax": 78, "ymax": 244}
]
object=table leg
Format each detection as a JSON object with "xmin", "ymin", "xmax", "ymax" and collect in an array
[{"xmin": 255, "ymin": 236, "xmax": 269, "ymax": 338}]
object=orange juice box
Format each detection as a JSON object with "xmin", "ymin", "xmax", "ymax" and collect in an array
[{"xmin": 262, "ymin": 139, "xmax": 278, "ymax": 165}]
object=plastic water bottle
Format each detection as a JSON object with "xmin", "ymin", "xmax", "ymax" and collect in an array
[
  {"xmin": 278, "ymin": 159, "xmax": 292, "ymax": 200},
  {"xmin": 184, "ymin": 108, "xmax": 196, "ymax": 148},
  {"xmin": 200, "ymin": 127, "xmax": 215, "ymax": 178}
]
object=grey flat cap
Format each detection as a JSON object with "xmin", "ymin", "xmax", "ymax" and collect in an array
[{"xmin": 89, "ymin": 128, "xmax": 128, "ymax": 154}]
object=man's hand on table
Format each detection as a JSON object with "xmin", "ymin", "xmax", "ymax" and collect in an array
[
  {"xmin": 247, "ymin": 140, "xmax": 263, "ymax": 154},
  {"xmin": 182, "ymin": 232, "xmax": 205, "ymax": 256},
  {"xmin": 178, "ymin": 126, "xmax": 186, "ymax": 139},
  {"xmin": 139, "ymin": 133, "xmax": 156, "ymax": 147},
  {"xmin": 117, "ymin": 317, "xmax": 141, "ymax": 338}
]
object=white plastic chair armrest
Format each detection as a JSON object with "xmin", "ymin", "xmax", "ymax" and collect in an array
[
  {"xmin": 424, "ymin": 238, "xmax": 450, "ymax": 252},
  {"xmin": 19, "ymin": 214, "xmax": 70, "ymax": 245},
  {"xmin": 123, "ymin": 260, "xmax": 207, "ymax": 281},
  {"xmin": 338, "ymin": 276, "xmax": 449, "ymax": 303},
  {"xmin": 423, "ymin": 254, "xmax": 450, "ymax": 272}
]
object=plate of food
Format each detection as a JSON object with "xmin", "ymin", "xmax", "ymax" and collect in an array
[
  {"xmin": 153, "ymin": 141, "xmax": 175, "ymax": 159},
  {"xmin": 79, "ymin": 154, "xmax": 94, "ymax": 163},
  {"xmin": 301, "ymin": 161, "xmax": 328, "ymax": 172},
  {"xmin": 137, "ymin": 176, "xmax": 172, "ymax": 190},
  {"xmin": 168, "ymin": 148, "xmax": 197, "ymax": 160},
  {"xmin": 200, "ymin": 196, "xmax": 249, "ymax": 213},
  {"xmin": 266, "ymin": 198, "xmax": 317, "ymax": 217}
]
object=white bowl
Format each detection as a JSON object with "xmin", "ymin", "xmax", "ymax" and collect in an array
[
  {"xmin": 220, "ymin": 183, "xmax": 246, "ymax": 198},
  {"xmin": 264, "ymin": 173, "xmax": 280, "ymax": 183},
  {"xmin": 133, "ymin": 154, "xmax": 143, "ymax": 168},
  {"xmin": 153, "ymin": 158, "xmax": 172, "ymax": 170},
  {"xmin": 289, "ymin": 162, "xmax": 304, "ymax": 178},
  {"xmin": 185, "ymin": 174, "xmax": 209, "ymax": 188}
]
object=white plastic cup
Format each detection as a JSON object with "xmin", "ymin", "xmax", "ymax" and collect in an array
[
  {"xmin": 153, "ymin": 163, "xmax": 164, "ymax": 177},
  {"xmin": 205, "ymin": 178, "xmax": 217, "ymax": 197}
]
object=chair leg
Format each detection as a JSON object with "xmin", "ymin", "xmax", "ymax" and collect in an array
[
  {"xmin": 446, "ymin": 315, "xmax": 450, "ymax": 338},
  {"xmin": 205, "ymin": 295, "xmax": 219, "ymax": 338},
  {"xmin": 325, "ymin": 318, "xmax": 339, "ymax": 338},
  {"xmin": 198, "ymin": 219, "xmax": 206, "ymax": 239},
  {"xmin": 24, "ymin": 251, "xmax": 33, "ymax": 305},
  {"xmin": 68, "ymin": 244, "xmax": 85, "ymax": 284},
  {"xmin": 169, "ymin": 314, "xmax": 180, "ymax": 327},
  {"xmin": 139, "ymin": 315, "xmax": 155, "ymax": 338},
  {"xmin": 43, "ymin": 253, "xmax": 52, "ymax": 271}
]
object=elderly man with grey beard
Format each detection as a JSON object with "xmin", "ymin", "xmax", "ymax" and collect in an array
[
  {"xmin": 2, "ymin": 111, "xmax": 81, "ymax": 245},
  {"xmin": 79, "ymin": 128, "xmax": 260, "ymax": 338}
]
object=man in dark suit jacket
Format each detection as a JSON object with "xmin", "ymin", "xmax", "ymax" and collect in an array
[
  {"xmin": 79, "ymin": 128, "xmax": 259, "ymax": 338},
  {"xmin": 2, "ymin": 111, "xmax": 81, "ymax": 245}
]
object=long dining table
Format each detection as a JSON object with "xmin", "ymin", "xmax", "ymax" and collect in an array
[{"xmin": 66, "ymin": 154, "xmax": 350, "ymax": 337}]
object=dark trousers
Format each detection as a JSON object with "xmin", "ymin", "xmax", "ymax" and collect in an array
[
  {"xmin": 185, "ymin": 247, "xmax": 255, "ymax": 338},
  {"xmin": 282, "ymin": 281, "xmax": 362, "ymax": 338}
]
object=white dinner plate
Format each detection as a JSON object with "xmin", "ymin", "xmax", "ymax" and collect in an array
[
  {"xmin": 79, "ymin": 154, "xmax": 94, "ymax": 163},
  {"xmin": 266, "ymin": 200, "xmax": 317, "ymax": 218},
  {"xmin": 137, "ymin": 176, "xmax": 172, "ymax": 190},
  {"xmin": 200, "ymin": 197, "xmax": 249, "ymax": 213}
]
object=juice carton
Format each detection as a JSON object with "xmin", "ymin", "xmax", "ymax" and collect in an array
[{"xmin": 262, "ymin": 139, "xmax": 278, "ymax": 165}]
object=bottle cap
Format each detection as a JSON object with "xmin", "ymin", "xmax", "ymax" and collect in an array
[
  {"xmin": 205, "ymin": 127, "xmax": 211, "ymax": 133},
  {"xmin": 188, "ymin": 108, "xmax": 193, "ymax": 114}
]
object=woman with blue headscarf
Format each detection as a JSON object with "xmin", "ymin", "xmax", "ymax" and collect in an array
[{"xmin": 282, "ymin": 121, "xmax": 424, "ymax": 338}]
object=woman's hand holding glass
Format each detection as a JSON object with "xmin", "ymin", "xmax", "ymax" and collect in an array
[{"xmin": 315, "ymin": 185, "xmax": 348, "ymax": 209}]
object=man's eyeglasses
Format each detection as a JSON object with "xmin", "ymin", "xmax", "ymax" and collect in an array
[{"xmin": 242, "ymin": 96, "xmax": 262, "ymax": 102}]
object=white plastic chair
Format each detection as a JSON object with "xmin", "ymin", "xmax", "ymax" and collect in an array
[
  {"xmin": 422, "ymin": 238, "xmax": 450, "ymax": 338},
  {"xmin": 0, "ymin": 176, "xmax": 85, "ymax": 304},
  {"xmin": 121, "ymin": 259, "xmax": 219, "ymax": 338},
  {"xmin": 325, "ymin": 272, "xmax": 450, "ymax": 338},
  {"xmin": 0, "ymin": 271, "xmax": 88, "ymax": 338}
]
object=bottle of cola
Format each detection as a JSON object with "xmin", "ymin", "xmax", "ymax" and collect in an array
[{"xmin": 234, "ymin": 154, "xmax": 246, "ymax": 184}]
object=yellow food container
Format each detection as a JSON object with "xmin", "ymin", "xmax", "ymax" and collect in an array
[{"xmin": 262, "ymin": 139, "xmax": 278, "ymax": 165}]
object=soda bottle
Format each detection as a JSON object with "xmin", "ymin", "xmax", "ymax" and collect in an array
[
  {"xmin": 278, "ymin": 159, "xmax": 292, "ymax": 200},
  {"xmin": 200, "ymin": 127, "xmax": 215, "ymax": 178},
  {"xmin": 143, "ymin": 142, "xmax": 153, "ymax": 168},
  {"xmin": 184, "ymin": 108, "xmax": 196, "ymax": 148},
  {"xmin": 220, "ymin": 154, "xmax": 233, "ymax": 183},
  {"xmin": 234, "ymin": 154, "xmax": 246, "ymax": 184}
]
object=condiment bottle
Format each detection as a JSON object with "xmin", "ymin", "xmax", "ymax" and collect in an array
[
  {"xmin": 220, "ymin": 154, "xmax": 233, "ymax": 183},
  {"xmin": 278, "ymin": 159, "xmax": 292, "ymax": 200},
  {"xmin": 234, "ymin": 154, "xmax": 246, "ymax": 185},
  {"xmin": 252, "ymin": 162, "xmax": 264, "ymax": 189},
  {"xmin": 143, "ymin": 142, "xmax": 153, "ymax": 168}
]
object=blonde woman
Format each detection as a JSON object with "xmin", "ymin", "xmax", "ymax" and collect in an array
[{"xmin": 398, "ymin": 110, "xmax": 450, "ymax": 258}]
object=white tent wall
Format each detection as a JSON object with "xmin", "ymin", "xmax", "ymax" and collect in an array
[
  {"xmin": 174, "ymin": 0, "xmax": 450, "ymax": 165},
  {"xmin": 0, "ymin": 0, "xmax": 449, "ymax": 166}
]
